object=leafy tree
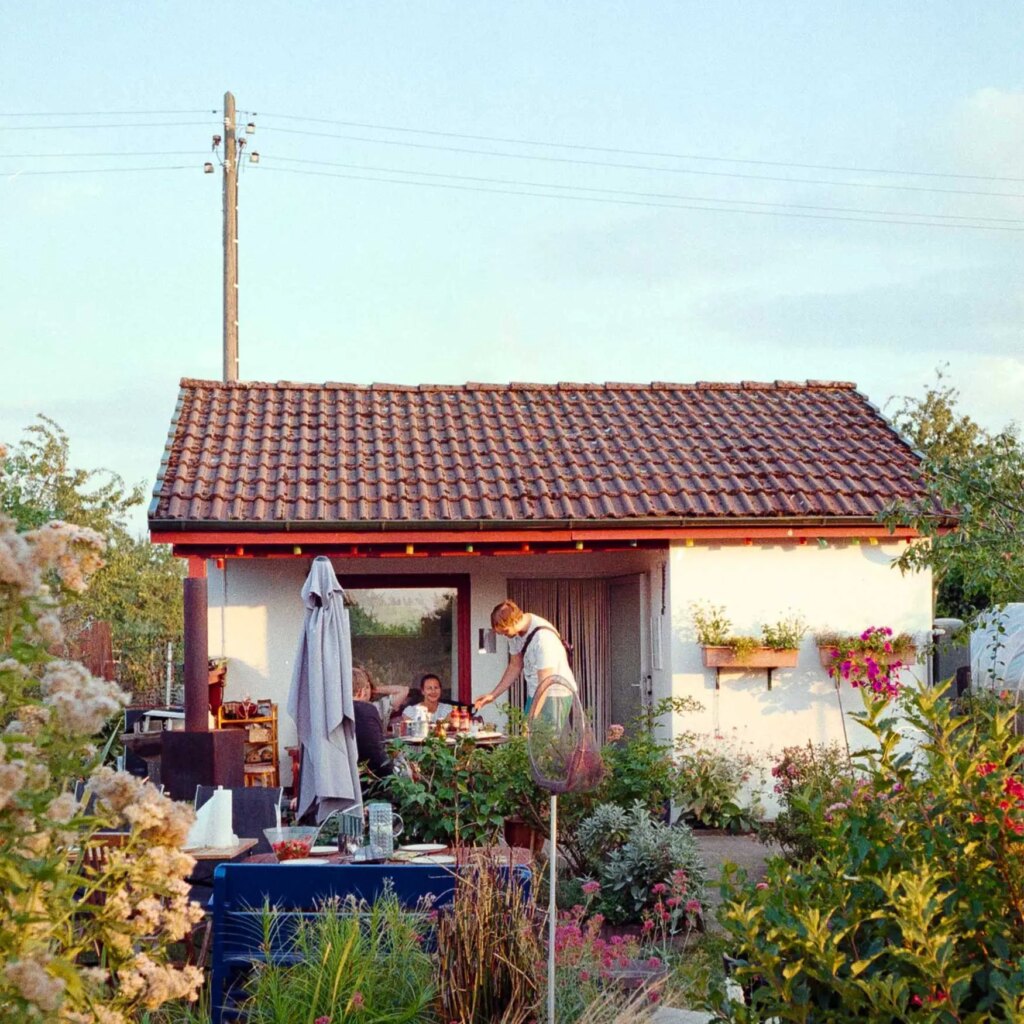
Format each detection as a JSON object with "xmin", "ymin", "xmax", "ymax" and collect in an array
[
  {"xmin": 0, "ymin": 415, "xmax": 183, "ymax": 700},
  {"xmin": 884, "ymin": 372, "xmax": 1024, "ymax": 619}
]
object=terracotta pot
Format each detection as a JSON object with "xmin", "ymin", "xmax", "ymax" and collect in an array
[
  {"xmin": 503, "ymin": 817, "xmax": 545, "ymax": 855},
  {"xmin": 702, "ymin": 646, "xmax": 799, "ymax": 669}
]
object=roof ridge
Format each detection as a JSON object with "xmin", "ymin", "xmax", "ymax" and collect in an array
[{"xmin": 178, "ymin": 377, "xmax": 859, "ymax": 392}]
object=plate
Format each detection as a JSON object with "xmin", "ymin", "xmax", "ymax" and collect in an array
[
  {"xmin": 278, "ymin": 857, "xmax": 329, "ymax": 865},
  {"xmin": 412, "ymin": 854, "xmax": 457, "ymax": 865},
  {"xmin": 311, "ymin": 845, "xmax": 338, "ymax": 856},
  {"xmin": 397, "ymin": 843, "xmax": 448, "ymax": 854}
]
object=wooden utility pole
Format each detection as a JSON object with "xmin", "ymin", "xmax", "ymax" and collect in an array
[{"xmin": 222, "ymin": 91, "xmax": 239, "ymax": 382}]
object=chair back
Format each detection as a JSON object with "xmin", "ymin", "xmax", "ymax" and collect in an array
[{"xmin": 195, "ymin": 786, "xmax": 283, "ymax": 854}]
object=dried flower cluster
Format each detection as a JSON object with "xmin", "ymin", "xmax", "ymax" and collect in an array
[{"xmin": 0, "ymin": 484, "xmax": 203, "ymax": 1020}]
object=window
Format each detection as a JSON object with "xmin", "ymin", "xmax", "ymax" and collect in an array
[{"xmin": 342, "ymin": 575, "xmax": 469, "ymax": 702}]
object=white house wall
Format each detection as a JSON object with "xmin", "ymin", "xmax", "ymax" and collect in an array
[
  {"xmin": 665, "ymin": 540, "xmax": 932, "ymax": 815},
  {"xmin": 208, "ymin": 548, "xmax": 667, "ymax": 786}
]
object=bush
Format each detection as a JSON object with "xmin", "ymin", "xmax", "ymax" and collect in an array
[
  {"xmin": 577, "ymin": 802, "xmax": 707, "ymax": 924},
  {"xmin": 674, "ymin": 732, "xmax": 765, "ymax": 832},
  {"xmin": 0, "ymin": 491, "xmax": 203, "ymax": 1020},
  {"xmin": 758, "ymin": 741, "xmax": 856, "ymax": 862},
  {"xmin": 710, "ymin": 683, "xmax": 1024, "ymax": 1022},
  {"xmin": 239, "ymin": 890, "xmax": 435, "ymax": 1023}
]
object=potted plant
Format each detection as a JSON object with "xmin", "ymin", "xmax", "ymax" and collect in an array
[
  {"xmin": 692, "ymin": 604, "xmax": 806, "ymax": 670},
  {"xmin": 816, "ymin": 628, "xmax": 917, "ymax": 671}
]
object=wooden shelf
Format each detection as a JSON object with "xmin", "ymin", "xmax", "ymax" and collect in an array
[{"xmin": 216, "ymin": 702, "xmax": 279, "ymax": 787}]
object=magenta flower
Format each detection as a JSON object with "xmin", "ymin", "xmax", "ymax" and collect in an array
[{"xmin": 581, "ymin": 880, "xmax": 601, "ymax": 895}]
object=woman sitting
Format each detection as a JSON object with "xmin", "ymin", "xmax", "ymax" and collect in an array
[{"xmin": 402, "ymin": 673, "xmax": 454, "ymax": 724}]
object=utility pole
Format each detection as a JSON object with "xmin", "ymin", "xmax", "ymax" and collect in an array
[{"xmin": 222, "ymin": 91, "xmax": 239, "ymax": 382}]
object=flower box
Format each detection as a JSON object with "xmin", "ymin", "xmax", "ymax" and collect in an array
[
  {"xmin": 817, "ymin": 644, "xmax": 917, "ymax": 671},
  {"xmin": 702, "ymin": 646, "xmax": 799, "ymax": 669}
]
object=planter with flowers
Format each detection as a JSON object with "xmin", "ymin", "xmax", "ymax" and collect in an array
[
  {"xmin": 816, "ymin": 629, "xmax": 917, "ymax": 675},
  {"xmin": 691, "ymin": 604, "xmax": 806, "ymax": 688}
]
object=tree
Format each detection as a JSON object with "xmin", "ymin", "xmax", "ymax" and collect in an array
[
  {"xmin": 884, "ymin": 372, "xmax": 1024, "ymax": 619},
  {"xmin": 0, "ymin": 416, "xmax": 183, "ymax": 700}
]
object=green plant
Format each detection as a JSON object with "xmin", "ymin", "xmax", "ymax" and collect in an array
[
  {"xmin": 758, "ymin": 741, "xmax": 856, "ymax": 862},
  {"xmin": 239, "ymin": 890, "xmax": 435, "ymax": 1023},
  {"xmin": 0, "ymin": 490, "xmax": 203, "ymax": 1018},
  {"xmin": 577, "ymin": 802, "xmax": 707, "ymax": 924},
  {"xmin": 434, "ymin": 862, "xmax": 540, "ymax": 1024},
  {"xmin": 674, "ymin": 732, "xmax": 765, "ymax": 832},
  {"xmin": 709, "ymin": 684, "xmax": 1024, "ymax": 1022},
  {"xmin": 690, "ymin": 602, "xmax": 732, "ymax": 646},
  {"xmin": 760, "ymin": 614, "xmax": 807, "ymax": 650},
  {"xmin": 382, "ymin": 736, "xmax": 506, "ymax": 846}
]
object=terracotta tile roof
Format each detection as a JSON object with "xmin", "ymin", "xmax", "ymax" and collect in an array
[{"xmin": 148, "ymin": 378, "xmax": 922, "ymax": 528}]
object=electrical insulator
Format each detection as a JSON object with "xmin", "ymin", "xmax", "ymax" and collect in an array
[{"xmin": 203, "ymin": 162, "xmax": 214, "ymax": 174}]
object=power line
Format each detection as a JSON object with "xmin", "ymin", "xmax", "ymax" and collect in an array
[
  {"xmin": 0, "ymin": 121, "xmax": 217, "ymax": 131},
  {"xmin": 253, "ymin": 165, "xmax": 1024, "ymax": 233},
  {"xmin": 265, "ymin": 155, "xmax": 1024, "ymax": 225},
  {"xmin": 0, "ymin": 150, "xmax": 206, "ymax": 158},
  {"xmin": 253, "ymin": 111, "xmax": 1024, "ymax": 184},
  {"xmin": 259, "ymin": 126, "xmax": 1024, "ymax": 200},
  {"xmin": 0, "ymin": 109, "xmax": 217, "ymax": 116},
  {"xmin": 4, "ymin": 165, "xmax": 196, "ymax": 177}
]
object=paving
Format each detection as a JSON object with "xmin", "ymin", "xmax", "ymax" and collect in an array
[{"xmin": 654, "ymin": 832, "xmax": 778, "ymax": 1022}]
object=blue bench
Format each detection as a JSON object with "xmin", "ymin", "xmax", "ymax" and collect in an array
[{"xmin": 210, "ymin": 862, "xmax": 458, "ymax": 1023}]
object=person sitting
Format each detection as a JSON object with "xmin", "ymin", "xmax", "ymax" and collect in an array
[
  {"xmin": 402, "ymin": 673, "xmax": 454, "ymax": 724},
  {"xmin": 351, "ymin": 666, "xmax": 393, "ymax": 778}
]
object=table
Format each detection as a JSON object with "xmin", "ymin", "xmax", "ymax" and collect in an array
[
  {"xmin": 245, "ymin": 844, "xmax": 532, "ymax": 868},
  {"xmin": 390, "ymin": 730, "xmax": 507, "ymax": 747},
  {"xmin": 185, "ymin": 837, "xmax": 259, "ymax": 861}
]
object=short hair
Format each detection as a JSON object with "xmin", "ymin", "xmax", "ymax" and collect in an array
[
  {"xmin": 491, "ymin": 599, "xmax": 523, "ymax": 631},
  {"xmin": 351, "ymin": 665, "xmax": 373, "ymax": 697},
  {"xmin": 419, "ymin": 673, "xmax": 442, "ymax": 690}
]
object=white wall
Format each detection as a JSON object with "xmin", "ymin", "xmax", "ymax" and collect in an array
[
  {"xmin": 208, "ymin": 548, "xmax": 666, "ymax": 785},
  {"xmin": 665, "ymin": 540, "xmax": 932, "ymax": 814}
]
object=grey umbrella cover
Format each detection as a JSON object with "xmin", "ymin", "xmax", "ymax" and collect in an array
[{"xmin": 287, "ymin": 556, "xmax": 363, "ymax": 823}]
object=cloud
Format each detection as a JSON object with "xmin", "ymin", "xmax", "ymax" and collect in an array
[{"xmin": 948, "ymin": 88, "xmax": 1024, "ymax": 181}]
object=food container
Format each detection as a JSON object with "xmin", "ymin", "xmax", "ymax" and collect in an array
[{"xmin": 263, "ymin": 826, "xmax": 319, "ymax": 861}]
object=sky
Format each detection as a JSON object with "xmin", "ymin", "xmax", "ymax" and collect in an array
[{"xmin": 2, "ymin": 2, "xmax": 1022, "ymax": 536}]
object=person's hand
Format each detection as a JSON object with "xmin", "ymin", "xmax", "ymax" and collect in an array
[{"xmin": 473, "ymin": 692, "xmax": 495, "ymax": 712}]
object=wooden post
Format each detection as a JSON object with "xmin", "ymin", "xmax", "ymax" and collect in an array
[
  {"xmin": 222, "ymin": 90, "xmax": 239, "ymax": 382},
  {"xmin": 183, "ymin": 576, "xmax": 210, "ymax": 732}
]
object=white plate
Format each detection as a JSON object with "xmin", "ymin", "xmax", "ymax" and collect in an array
[
  {"xmin": 278, "ymin": 857, "xmax": 330, "ymax": 865},
  {"xmin": 311, "ymin": 845, "xmax": 338, "ymax": 856},
  {"xmin": 412, "ymin": 854, "xmax": 457, "ymax": 865},
  {"xmin": 397, "ymin": 843, "xmax": 448, "ymax": 854}
]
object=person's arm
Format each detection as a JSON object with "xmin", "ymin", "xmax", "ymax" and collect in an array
[{"xmin": 473, "ymin": 652, "xmax": 524, "ymax": 711}]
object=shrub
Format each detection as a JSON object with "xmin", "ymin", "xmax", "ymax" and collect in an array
[
  {"xmin": 758, "ymin": 741, "xmax": 856, "ymax": 862},
  {"xmin": 0, "ymin": 492, "xmax": 203, "ymax": 1020},
  {"xmin": 674, "ymin": 731, "xmax": 765, "ymax": 832},
  {"xmin": 710, "ymin": 683, "xmax": 1024, "ymax": 1022},
  {"xmin": 239, "ymin": 890, "xmax": 435, "ymax": 1023},
  {"xmin": 434, "ymin": 862, "xmax": 540, "ymax": 1024},
  {"xmin": 760, "ymin": 614, "xmax": 807, "ymax": 650},
  {"xmin": 577, "ymin": 802, "xmax": 707, "ymax": 924}
]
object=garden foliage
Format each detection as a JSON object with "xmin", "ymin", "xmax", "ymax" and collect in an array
[
  {"xmin": 712, "ymin": 683, "xmax": 1024, "ymax": 1023},
  {"xmin": 0, "ymin": 447, "xmax": 203, "ymax": 1021}
]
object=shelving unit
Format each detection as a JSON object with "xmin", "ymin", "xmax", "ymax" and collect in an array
[{"xmin": 216, "ymin": 702, "xmax": 279, "ymax": 787}]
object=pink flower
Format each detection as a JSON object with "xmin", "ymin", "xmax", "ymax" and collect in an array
[
  {"xmin": 579, "ymin": 969, "xmax": 590, "ymax": 981},
  {"xmin": 581, "ymin": 880, "xmax": 601, "ymax": 895},
  {"xmin": 651, "ymin": 882, "xmax": 668, "ymax": 895},
  {"xmin": 685, "ymin": 899, "xmax": 701, "ymax": 913},
  {"xmin": 755, "ymin": 882, "xmax": 769, "ymax": 891},
  {"xmin": 350, "ymin": 992, "xmax": 364, "ymax": 1010},
  {"xmin": 315, "ymin": 1018, "xmax": 331, "ymax": 1024},
  {"xmin": 978, "ymin": 762, "xmax": 998, "ymax": 776}
]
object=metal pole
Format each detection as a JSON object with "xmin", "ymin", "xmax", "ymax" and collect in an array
[
  {"xmin": 547, "ymin": 793, "xmax": 557, "ymax": 1024},
  {"xmin": 222, "ymin": 91, "xmax": 239, "ymax": 382},
  {"xmin": 165, "ymin": 641, "xmax": 173, "ymax": 706}
]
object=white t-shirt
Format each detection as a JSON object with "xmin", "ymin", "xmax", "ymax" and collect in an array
[
  {"xmin": 403, "ymin": 701, "xmax": 453, "ymax": 723},
  {"xmin": 506, "ymin": 614, "xmax": 577, "ymax": 698}
]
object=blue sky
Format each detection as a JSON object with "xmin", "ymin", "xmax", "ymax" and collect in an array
[{"xmin": 2, "ymin": 2, "xmax": 1021, "ymax": 534}]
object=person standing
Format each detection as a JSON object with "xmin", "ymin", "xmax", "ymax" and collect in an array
[{"xmin": 473, "ymin": 600, "xmax": 576, "ymax": 715}]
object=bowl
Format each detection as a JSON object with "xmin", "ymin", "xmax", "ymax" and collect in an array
[{"xmin": 264, "ymin": 826, "xmax": 319, "ymax": 861}]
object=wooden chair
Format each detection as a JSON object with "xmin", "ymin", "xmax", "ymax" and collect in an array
[{"xmin": 79, "ymin": 832, "xmax": 127, "ymax": 905}]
